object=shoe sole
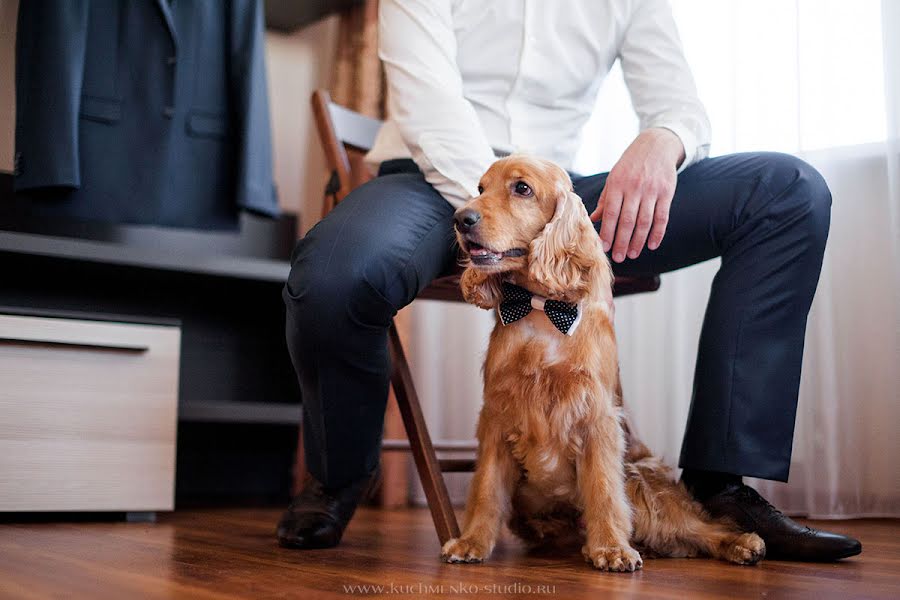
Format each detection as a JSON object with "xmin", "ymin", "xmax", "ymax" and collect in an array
[
  {"xmin": 767, "ymin": 544, "xmax": 862, "ymax": 562},
  {"xmin": 277, "ymin": 536, "xmax": 341, "ymax": 550}
]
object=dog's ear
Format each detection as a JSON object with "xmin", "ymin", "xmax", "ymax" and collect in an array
[
  {"xmin": 460, "ymin": 267, "xmax": 503, "ymax": 309},
  {"xmin": 528, "ymin": 188, "xmax": 600, "ymax": 299}
]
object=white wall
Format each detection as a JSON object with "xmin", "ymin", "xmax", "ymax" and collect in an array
[{"xmin": 265, "ymin": 18, "xmax": 339, "ymax": 230}]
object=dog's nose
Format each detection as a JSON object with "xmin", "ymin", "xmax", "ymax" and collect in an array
[{"xmin": 455, "ymin": 208, "xmax": 482, "ymax": 232}]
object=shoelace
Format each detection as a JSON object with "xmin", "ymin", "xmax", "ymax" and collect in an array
[{"xmin": 736, "ymin": 485, "xmax": 815, "ymax": 534}]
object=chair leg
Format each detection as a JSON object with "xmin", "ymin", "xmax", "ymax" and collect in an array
[{"xmin": 387, "ymin": 320, "xmax": 461, "ymax": 546}]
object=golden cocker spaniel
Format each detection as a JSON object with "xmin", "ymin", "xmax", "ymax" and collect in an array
[{"xmin": 444, "ymin": 155, "xmax": 765, "ymax": 572}]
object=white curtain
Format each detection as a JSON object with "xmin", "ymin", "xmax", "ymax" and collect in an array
[{"xmin": 407, "ymin": 0, "xmax": 900, "ymax": 517}]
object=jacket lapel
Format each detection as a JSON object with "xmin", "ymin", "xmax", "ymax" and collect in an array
[{"xmin": 154, "ymin": 0, "xmax": 178, "ymax": 47}]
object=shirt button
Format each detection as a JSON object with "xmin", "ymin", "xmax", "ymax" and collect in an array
[
  {"xmin": 167, "ymin": 56, "xmax": 177, "ymax": 66},
  {"xmin": 162, "ymin": 106, "xmax": 175, "ymax": 118}
]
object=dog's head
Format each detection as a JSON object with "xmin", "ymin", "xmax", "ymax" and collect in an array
[{"xmin": 454, "ymin": 155, "xmax": 607, "ymax": 308}]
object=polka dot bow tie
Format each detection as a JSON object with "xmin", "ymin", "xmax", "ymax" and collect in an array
[{"xmin": 498, "ymin": 282, "xmax": 582, "ymax": 336}]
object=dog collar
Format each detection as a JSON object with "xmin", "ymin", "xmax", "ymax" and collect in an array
[{"xmin": 497, "ymin": 282, "xmax": 583, "ymax": 336}]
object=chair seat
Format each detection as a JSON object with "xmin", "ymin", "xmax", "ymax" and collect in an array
[
  {"xmin": 416, "ymin": 264, "xmax": 660, "ymax": 302},
  {"xmin": 418, "ymin": 272, "xmax": 466, "ymax": 301},
  {"xmin": 612, "ymin": 274, "xmax": 661, "ymax": 297}
]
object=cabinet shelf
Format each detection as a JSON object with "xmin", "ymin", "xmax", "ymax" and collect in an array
[{"xmin": 0, "ymin": 231, "xmax": 290, "ymax": 282}]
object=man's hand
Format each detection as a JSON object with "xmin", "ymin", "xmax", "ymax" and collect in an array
[{"xmin": 590, "ymin": 128, "xmax": 685, "ymax": 263}]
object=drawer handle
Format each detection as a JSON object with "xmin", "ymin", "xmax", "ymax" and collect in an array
[{"xmin": 0, "ymin": 336, "xmax": 149, "ymax": 353}]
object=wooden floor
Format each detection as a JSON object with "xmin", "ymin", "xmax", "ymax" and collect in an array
[{"xmin": 0, "ymin": 507, "xmax": 896, "ymax": 599}]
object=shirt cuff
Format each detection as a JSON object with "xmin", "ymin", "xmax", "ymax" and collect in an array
[{"xmin": 650, "ymin": 121, "xmax": 701, "ymax": 174}]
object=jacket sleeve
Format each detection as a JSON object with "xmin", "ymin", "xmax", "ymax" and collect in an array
[
  {"xmin": 14, "ymin": 1, "xmax": 89, "ymax": 190},
  {"xmin": 379, "ymin": 0, "xmax": 496, "ymax": 208},
  {"xmin": 618, "ymin": 0, "xmax": 711, "ymax": 172},
  {"xmin": 229, "ymin": 0, "xmax": 279, "ymax": 217}
]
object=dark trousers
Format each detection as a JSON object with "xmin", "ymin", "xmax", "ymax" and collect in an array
[{"xmin": 284, "ymin": 152, "xmax": 831, "ymax": 488}]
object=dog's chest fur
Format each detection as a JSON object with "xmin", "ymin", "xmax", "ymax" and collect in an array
[
  {"xmin": 505, "ymin": 413, "xmax": 580, "ymax": 501},
  {"xmin": 485, "ymin": 309, "xmax": 613, "ymax": 501}
]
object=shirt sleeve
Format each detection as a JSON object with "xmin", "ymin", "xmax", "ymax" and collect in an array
[
  {"xmin": 378, "ymin": 0, "xmax": 496, "ymax": 207},
  {"xmin": 618, "ymin": 0, "xmax": 711, "ymax": 172}
]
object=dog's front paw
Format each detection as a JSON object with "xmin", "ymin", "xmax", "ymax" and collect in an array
[
  {"xmin": 582, "ymin": 544, "xmax": 643, "ymax": 572},
  {"xmin": 441, "ymin": 537, "xmax": 491, "ymax": 564},
  {"xmin": 724, "ymin": 533, "xmax": 766, "ymax": 565}
]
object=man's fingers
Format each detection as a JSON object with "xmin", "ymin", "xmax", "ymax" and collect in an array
[
  {"xmin": 647, "ymin": 194, "xmax": 672, "ymax": 251},
  {"xmin": 598, "ymin": 187, "xmax": 623, "ymax": 252},
  {"xmin": 627, "ymin": 196, "xmax": 657, "ymax": 259},
  {"xmin": 611, "ymin": 194, "xmax": 640, "ymax": 263}
]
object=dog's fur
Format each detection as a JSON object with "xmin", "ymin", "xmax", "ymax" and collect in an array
[{"xmin": 442, "ymin": 156, "xmax": 765, "ymax": 571}]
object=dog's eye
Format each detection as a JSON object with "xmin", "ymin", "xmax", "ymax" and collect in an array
[
  {"xmin": 513, "ymin": 181, "xmax": 533, "ymax": 197},
  {"xmin": 477, "ymin": 185, "xmax": 484, "ymax": 194}
]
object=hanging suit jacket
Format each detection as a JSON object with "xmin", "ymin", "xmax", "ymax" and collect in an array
[{"xmin": 14, "ymin": 0, "xmax": 279, "ymax": 230}]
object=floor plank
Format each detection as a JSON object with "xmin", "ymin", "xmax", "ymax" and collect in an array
[{"xmin": 0, "ymin": 508, "xmax": 895, "ymax": 599}]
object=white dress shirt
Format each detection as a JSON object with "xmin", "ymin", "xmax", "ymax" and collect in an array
[{"xmin": 366, "ymin": 0, "xmax": 711, "ymax": 208}]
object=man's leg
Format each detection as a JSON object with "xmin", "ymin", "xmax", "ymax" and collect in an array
[
  {"xmin": 577, "ymin": 151, "xmax": 830, "ymax": 480},
  {"xmin": 574, "ymin": 152, "xmax": 860, "ymax": 560},
  {"xmin": 279, "ymin": 164, "xmax": 456, "ymax": 548}
]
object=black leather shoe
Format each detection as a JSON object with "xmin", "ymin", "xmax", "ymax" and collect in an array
[
  {"xmin": 276, "ymin": 467, "xmax": 379, "ymax": 549},
  {"xmin": 701, "ymin": 483, "xmax": 862, "ymax": 561}
]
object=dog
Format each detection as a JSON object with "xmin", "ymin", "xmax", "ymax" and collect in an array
[{"xmin": 442, "ymin": 155, "xmax": 765, "ymax": 572}]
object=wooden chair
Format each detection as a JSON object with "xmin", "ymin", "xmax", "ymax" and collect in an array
[{"xmin": 309, "ymin": 89, "xmax": 660, "ymax": 545}]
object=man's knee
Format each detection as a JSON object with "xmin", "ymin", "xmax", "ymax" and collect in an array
[
  {"xmin": 758, "ymin": 152, "xmax": 831, "ymax": 245},
  {"xmin": 283, "ymin": 171, "xmax": 453, "ymax": 347},
  {"xmin": 284, "ymin": 241, "xmax": 395, "ymax": 343}
]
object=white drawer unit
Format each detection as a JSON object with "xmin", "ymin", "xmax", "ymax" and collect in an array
[{"xmin": 0, "ymin": 310, "xmax": 180, "ymax": 513}]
